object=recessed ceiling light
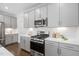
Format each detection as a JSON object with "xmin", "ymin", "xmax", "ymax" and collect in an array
[{"xmin": 5, "ymin": 6, "xmax": 8, "ymax": 9}]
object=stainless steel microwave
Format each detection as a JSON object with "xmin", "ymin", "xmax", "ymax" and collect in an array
[{"xmin": 34, "ymin": 18, "xmax": 48, "ymax": 28}]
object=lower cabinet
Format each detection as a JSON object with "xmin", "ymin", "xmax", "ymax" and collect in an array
[
  {"xmin": 60, "ymin": 43, "xmax": 79, "ymax": 56},
  {"xmin": 60, "ymin": 48, "xmax": 79, "ymax": 56},
  {"xmin": 45, "ymin": 40, "xmax": 79, "ymax": 56},
  {"xmin": 5, "ymin": 35, "xmax": 12, "ymax": 45},
  {"xmin": 45, "ymin": 44, "xmax": 58, "ymax": 56},
  {"xmin": 45, "ymin": 40, "xmax": 59, "ymax": 56},
  {"xmin": 5, "ymin": 34, "xmax": 18, "ymax": 45},
  {"xmin": 20, "ymin": 36, "xmax": 30, "ymax": 52}
]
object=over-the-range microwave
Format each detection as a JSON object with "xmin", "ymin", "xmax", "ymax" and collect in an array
[{"xmin": 34, "ymin": 18, "xmax": 48, "ymax": 28}]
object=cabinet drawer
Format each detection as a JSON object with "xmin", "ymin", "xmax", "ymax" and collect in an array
[
  {"xmin": 60, "ymin": 43, "xmax": 79, "ymax": 52},
  {"xmin": 45, "ymin": 40, "xmax": 58, "ymax": 47}
]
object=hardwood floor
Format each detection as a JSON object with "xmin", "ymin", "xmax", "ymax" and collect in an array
[{"xmin": 5, "ymin": 43, "xmax": 31, "ymax": 56}]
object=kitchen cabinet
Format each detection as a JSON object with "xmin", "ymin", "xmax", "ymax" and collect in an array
[
  {"xmin": 60, "ymin": 43, "xmax": 79, "ymax": 56},
  {"xmin": 45, "ymin": 39, "xmax": 79, "ymax": 56},
  {"xmin": 11, "ymin": 17, "xmax": 17, "ymax": 28},
  {"xmin": 60, "ymin": 3, "xmax": 78, "ymax": 27},
  {"xmin": 20, "ymin": 37, "xmax": 25, "ymax": 49},
  {"xmin": 45, "ymin": 40, "xmax": 59, "ymax": 56},
  {"xmin": 35, "ymin": 8, "xmax": 41, "ymax": 20},
  {"xmin": 48, "ymin": 4, "xmax": 59, "ymax": 27},
  {"xmin": 35, "ymin": 5, "xmax": 48, "ymax": 20},
  {"xmin": 20, "ymin": 36, "xmax": 30, "ymax": 52},
  {"xmin": 40, "ymin": 5, "xmax": 47, "ymax": 19},
  {"xmin": 24, "ymin": 13, "xmax": 29, "ymax": 28},
  {"xmin": 24, "ymin": 37, "xmax": 30, "ymax": 52},
  {"xmin": 28, "ymin": 10, "xmax": 35, "ymax": 28},
  {"xmin": 5, "ymin": 34, "xmax": 18, "ymax": 45},
  {"xmin": 60, "ymin": 48, "xmax": 79, "ymax": 56},
  {"xmin": 12, "ymin": 34, "xmax": 18, "ymax": 43},
  {"xmin": 0, "ymin": 15, "xmax": 4, "ymax": 22},
  {"xmin": 5, "ymin": 35, "xmax": 12, "ymax": 45},
  {"xmin": 48, "ymin": 3, "xmax": 78, "ymax": 27},
  {"xmin": 4, "ymin": 16, "xmax": 11, "ymax": 28}
]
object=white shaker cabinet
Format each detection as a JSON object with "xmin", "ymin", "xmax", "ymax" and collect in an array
[
  {"xmin": 20, "ymin": 36, "xmax": 25, "ymax": 49},
  {"xmin": 12, "ymin": 34, "xmax": 18, "ymax": 43},
  {"xmin": 45, "ymin": 39, "xmax": 79, "ymax": 56},
  {"xmin": 11, "ymin": 17, "xmax": 17, "ymax": 28},
  {"xmin": 35, "ymin": 8, "xmax": 41, "ymax": 20},
  {"xmin": 5, "ymin": 35, "xmax": 13, "ymax": 45},
  {"xmin": 45, "ymin": 40, "xmax": 58, "ymax": 56},
  {"xmin": 5, "ymin": 34, "xmax": 18, "ymax": 45},
  {"xmin": 4, "ymin": 16, "xmax": 11, "ymax": 28},
  {"xmin": 60, "ymin": 48, "xmax": 79, "ymax": 56},
  {"xmin": 24, "ymin": 37, "xmax": 30, "ymax": 52},
  {"xmin": 60, "ymin": 3, "xmax": 78, "ymax": 27},
  {"xmin": 20, "ymin": 36, "xmax": 30, "ymax": 52},
  {"xmin": 48, "ymin": 4, "xmax": 59, "ymax": 27},
  {"xmin": 28, "ymin": 10, "xmax": 35, "ymax": 28},
  {"xmin": 60, "ymin": 43, "xmax": 79, "ymax": 56},
  {"xmin": 40, "ymin": 5, "xmax": 47, "ymax": 19}
]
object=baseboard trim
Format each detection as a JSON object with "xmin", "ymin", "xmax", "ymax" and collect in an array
[{"xmin": 5, "ymin": 42, "xmax": 18, "ymax": 47}]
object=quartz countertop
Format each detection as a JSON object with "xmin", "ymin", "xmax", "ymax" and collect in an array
[{"xmin": 45, "ymin": 37, "xmax": 79, "ymax": 46}]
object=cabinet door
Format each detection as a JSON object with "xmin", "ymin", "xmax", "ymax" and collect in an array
[
  {"xmin": 45, "ymin": 40, "xmax": 58, "ymax": 56},
  {"xmin": 60, "ymin": 3, "xmax": 78, "ymax": 27},
  {"xmin": 24, "ymin": 37, "xmax": 30, "ymax": 52},
  {"xmin": 4, "ymin": 16, "xmax": 11, "ymax": 28},
  {"xmin": 11, "ymin": 17, "xmax": 17, "ymax": 28},
  {"xmin": 0, "ymin": 15, "xmax": 4, "ymax": 22},
  {"xmin": 45, "ymin": 44, "xmax": 58, "ymax": 56},
  {"xmin": 61, "ymin": 48, "xmax": 79, "ymax": 56},
  {"xmin": 24, "ymin": 13, "xmax": 29, "ymax": 28},
  {"xmin": 28, "ymin": 10, "xmax": 35, "ymax": 28},
  {"xmin": 35, "ymin": 8, "xmax": 41, "ymax": 20},
  {"xmin": 20, "ymin": 36, "xmax": 25, "ymax": 49},
  {"xmin": 5, "ymin": 35, "xmax": 12, "ymax": 45},
  {"xmin": 12, "ymin": 34, "xmax": 18, "ymax": 43},
  {"xmin": 48, "ymin": 4, "xmax": 59, "ymax": 27},
  {"xmin": 40, "ymin": 5, "xmax": 47, "ymax": 19}
]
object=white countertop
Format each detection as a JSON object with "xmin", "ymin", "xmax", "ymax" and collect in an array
[
  {"xmin": 0, "ymin": 45, "xmax": 14, "ymax": 56},
  {"xmin": 45, "ymin": 37, "xmax": 79, "ymax": 45}
]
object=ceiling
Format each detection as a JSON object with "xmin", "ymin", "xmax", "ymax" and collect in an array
[{"xmin": 0, "ymin": 3, "xmax": 40, "ymax": 16}]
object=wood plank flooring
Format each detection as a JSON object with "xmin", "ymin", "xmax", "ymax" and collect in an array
[{"xmin": 5, "ymin": 43, "xmax": 31, "ymax": 56}]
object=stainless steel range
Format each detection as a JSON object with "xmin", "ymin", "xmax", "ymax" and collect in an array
[{"xmin": 30, "ymin": 31, "xmax": 49, "ymax": 56}]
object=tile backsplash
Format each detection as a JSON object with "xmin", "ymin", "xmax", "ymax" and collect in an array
[{"xmin": 21, "ymin": 27, "xmax": 79, "ymax": 39}]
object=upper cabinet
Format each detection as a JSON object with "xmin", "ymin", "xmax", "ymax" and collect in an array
[
  {"xmin": 11, "ymin": 17, "xmax": 17, "ymax": 28},
  {"xmin": 24, "ymin": 10, "xmax": 35, "ymax": 28},
  {"xmin": 48, "ymin": 3, "xmax": 79, "ymax": 27},
  {"xmin": 60, "ymin": 3, "xmax": 78, "ymax": 27},
  {"xmin": 40, "ymin": 5, "xmax": 48, "ymax": 19},
  {"xmin": 28, "ymin": 10, "xmax": 35, "ymax": 28},
  {"xmin": 0, "ymin": 15, "xmax": 17, "ymax": 28},
  {"xmin": 48, "ymin": 4, "xmax": 59, "ymax": 28},
  {"xmin": 35, "ymin": 8, "xmax": 41, "ymax": 20},
  {"xmin": 4, "ymin": 16, "xmax": 11, "ymax": 28},
  {"xmin": 24, "ymin": 3, "xmax": 79, "ymax": 28},
  {"xmin": 24, "ymin": 4, "xmax": 48, "ymax": 28}
]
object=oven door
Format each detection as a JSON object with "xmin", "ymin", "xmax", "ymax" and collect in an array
[{"xmin": 30, "ymin": 41, "xmax": 45, "ymax": 54}]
